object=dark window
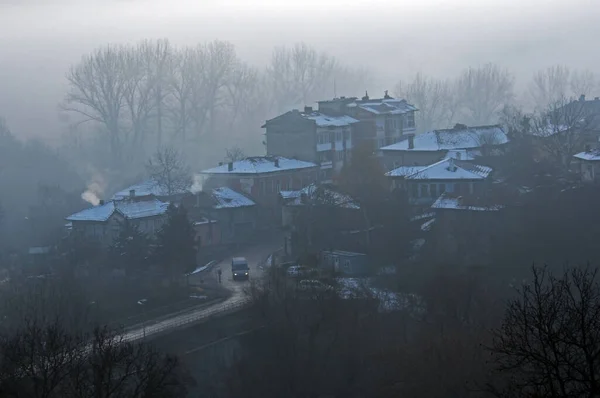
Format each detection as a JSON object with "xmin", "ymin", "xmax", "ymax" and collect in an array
[
  {"xmin": 336, "ymin": 131, "xmax": 342, "ymax": 141},
  {"xmin": 411, "ymin": 183, "xmax": 418, "ymax": 198},
  {"xmin": 419, "ymin": 184, "xmax": 429, "ymax": 198},
  {"xmin": 439, "ymin": 183, "xmax": 446, "ymax": 194},
  {"xmin": 430, "ymin": 184, "xmax": 437, "ymax": 198}
]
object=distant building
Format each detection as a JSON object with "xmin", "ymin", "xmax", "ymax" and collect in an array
[
  {"xmin": 380, "ymin": 124, "xmax": 508, "ymax": 170},
  {"xmin": 262, "ymin": 92, "xmax": 418, "ymax": 181},
  {"xmin": 574, "ymin": 149, "xmax": 600, "ymax": 183},
  {"xmin": 386, "ymin": 157, "xmax": 493, "ymax": 212},
  {"xmin": 321, "ymin": 250, "xmax": 369, "ymax": 276},
  {"xmin": 200, "ymin": 156, "xmax": 319, "ymax": 208},
  {"xmin": 65, "ymin": 194, "xmax": 169, "ymax": 247},
  {"xmin": 428, "ymin": 192, "xmax": 505, "ymax": 267},
  {"xmin": 183, "ymin": 187, "xmax": 258, "ymax": 244}
]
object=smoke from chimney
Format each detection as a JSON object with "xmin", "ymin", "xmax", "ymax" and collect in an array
[
  {"xmin": 81, "ymin": 172, "xmax": 107, "ymax": 206},
  {"xmin": 190, "ymin": 174, "xmax": 203, "ymax": 194}
]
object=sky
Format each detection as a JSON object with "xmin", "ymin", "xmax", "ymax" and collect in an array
[{"xmin": 0, "ymin": 0, "xmax": 599, "ymax": 141}]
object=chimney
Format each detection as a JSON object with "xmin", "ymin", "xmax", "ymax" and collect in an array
[
  {"xmin": 448, "ymin": 158, "xmax": 457, "ymax": 172},
  {"xmin": 362, "ymin": 91, "xmax": 369, "ymax": 101},
  {"xmin": 595, "ymin": 97, "xmax": 599, "ymax": 101},
  {"xmin": 219, "ymin": 162, "xmax": 223, "ymax": 166},
  {"xmin": 304, "ymin": 106, "xmax": 313, "ymax": 113},
  {"xmin": 129, "ymin": 189, "xmax": 135, "ymax": 198},
  {"xmin": 456, "ymin": 196, "xmax": 463, "ymax": 206},
  {"xmin": 585, "ymin": 144, "xmax": 591, "ymax": 152},
  {"xmin": 99, "ymin": 199, "xmax": 105, "ymax": 206},
  {"xmin": 274, "ymin": 157, "xmax": 280, "ymax": 167},
  {"xmin": 300, "ymin": 192, "xmax": 308, "ymax": 204},
  {"xmin": 408, "ymin": 134, "xmax": 415, "ymax": 150},
  {"xmin": 580, "ymin": 94, "xmax": 586, "ymax": 102},
  {"xmin": 228, "ymin": 162, "xmax": 233, "ymax": 172},
  {"xmin": 384, "ymin": 90, "xmax": 391, "ymax": 99}
]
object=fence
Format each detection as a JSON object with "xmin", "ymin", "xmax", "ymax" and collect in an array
[{"xmin": 124, "ymin": 297, "xmax": 253, "ymax": 342}]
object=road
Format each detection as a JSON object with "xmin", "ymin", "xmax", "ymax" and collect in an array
[{"xmin": 122, "ymin": 242, "xmax": 280, "ymax": 342}]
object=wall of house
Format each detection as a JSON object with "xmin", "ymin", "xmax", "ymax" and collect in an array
[
  {"xmin": 398, "ymin": 179, "xmax": 482, "ymax": 206},
  {"xmin": 203, "ymin": 169, "xmax": 319, "ymax": 207},
  {"xmin": 71, "ymin": 213, "xmax": 166, "ymax": 247},
  {"xmin": 580, "ymin": 161, "xmax": 600, "ymax": 183},
  {"xmin": 382, "ymin": 150, "xmax": 446, "ymax": 170},
  {"xmin": 194, "ymin": 221, "xmax": 222, "ymax": 247},
  {"xmin": 265, "ymin": 115, "xmax": 317, "ymax": 163}
]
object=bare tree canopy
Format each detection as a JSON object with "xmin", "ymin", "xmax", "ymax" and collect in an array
[
  {"xmin": 530, "ymin": 65, "xmax": 598, "ymax": 110},
  {"xmin": 224, "ymin": 146, "xmax": 246, "ymax": 162},
  {"xmin": 146, "ymin": 146, "xmax": 191, "ymax": 196},
  {"xmin": 455, "ymin": 63, "xmax": 515, "ymax": 126},
  {"xmin": 394, "ymin": 73, "xmax": 455, "ymax": 132},
  {"xmin": 489, "ymin": 266, "xmax": 600, "ymax": 398}
]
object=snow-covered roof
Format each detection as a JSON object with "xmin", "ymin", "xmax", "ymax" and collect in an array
[
  {"xmin": 381, "ymin": 125, "xmax": 508, "ymax": 152},
  {"xmin": 354, "ymin": 98, "xmax": 418, "ymax": 115},
  {"xmin": 386, "ymin": 158, "xmax": 492, "ymax": 180},
  {"xmin": 111, "ymin": 179, "xmax": 190, "ymax": 200},
  {"xmin": 201, "ymin": 156, "xmax": 317, "ymax": 175},
  {"xmin": 66, "ymin": 198, "xmax": 169, "ymax": 222},
  {"xmin": 574, "ymin": 149, "xmax": 600, "ymax": 161},
  {"xmin": 280, "ymin": 184, "xmax": 360, "ymax": 209},
  {"xmin": 431, "ymin": 193, "xmax": 503, "ymax": 212},
  {"xmin": 302, "ymin": 112, "xmax": 359, "ymax": 127},
  {"xmin": 211, "ymin": 187, "xmax": 255, "ymax": 209}
]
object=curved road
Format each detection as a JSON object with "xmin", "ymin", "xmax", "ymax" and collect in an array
[{"xmin": 123, "ymin": 242, "xmax": 279, "ymax": 342}]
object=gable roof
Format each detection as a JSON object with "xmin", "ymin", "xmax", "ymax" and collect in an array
[
  {"xmin": 381, "ymin": 125, "xmax": 508, "ymax": 152},
  {"xmin": 386, "ymin": 158, "xmax": 492, "ymax": 180},
  {"xmin": 201, "ymin": 156, "xmax": 317, "ymax": 175},
  {"xmin": 210, "ymin": 187, "xmax": 256, "ymax": 209},
  {"xmin": 280, "ymin": 184, "xmax": 360, "ymax": 209},
  {"xmin": 111, "ymin": 178, "xmax": 190, "ymax": 200},
  {"xmin": 574, "ymin": 149, "xmax": 600, "ymax": 161},
  {"xmin": 262, "ymin": 109, "xmax": 359, "ymax": 128},
  {"xmin": 66, "ymin": 197, "xmax": 169, "ymax": 222},
  {"xmin": 351, "ymin": 98, "xmax": 418, "ymax": 115}
]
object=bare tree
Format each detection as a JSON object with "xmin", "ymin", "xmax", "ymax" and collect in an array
[
  {"xmin": 455, "ymin": 63, "xmax": 514, "ymax": 125},
  {"xmin": 63, "ymin": 46, "xmax": 129, "ymax": 165},
  {"xmin": 0, "ymin": 321, "xmax": 187, "ymax": 397},
  {"xmin": 394, "ymin": 73, "xmax": 454, "ymax": 132},
  {"xmin": 225, "ymin": 146, "xmax": 246, "ymax": 162},
  {"xmin": 267, "ymin": 42, "xmax": 337, "ymax": 113},
  {"xmin": 137, "ymin": 39, "xmax": 175, "ymax": 148},
  {"xmin": 529, "ymin": 65, "xmax": 572, "ymax": 110},
  {"xmin": 530, "ymin": 96, "xmax": 594, "ymax": 169},
  {"xmin": 225, "ymin": 61, "xmax": 262, "ymax": 131},
  {"xmin": 571, "ymin": 69, "xmax": 597, "ymax": 99},
  {"xmin": 488, "ymin": 266, "xmax": 600, "ymax": 398},
  {"xmin": 146, "ymin": 146, "xmax": 191, "ymax": 196}
]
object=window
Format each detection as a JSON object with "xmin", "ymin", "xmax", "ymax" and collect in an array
[
  {"xmin": 275, "ymin": 179, "xmax": 281, "ymax": 192},
  {"xmin": 439, "ymin": 183, "xmax": 446, "ymax": 194},
  {"xmin": 419, "ymin": 184, "xmax": 429, "ymax": 198},
  {"xmin": 410, "ymin": 183, "xmax": 418, "ymax": 198},
  {"xmin": 430, "ymin": 184, "xmax": 437, "ymax": 198},
  {"xmin": 337, "ymin": 151, "xmax": 344, "ymax": 161},
  {"xmin": 336, "ymin": 131, "xmax": 342, "ymax": 141},
  {"xmin": 258, "ymin": 179, "xmax": 265, "ymax": 194},
  {"xmin": 343, "ymin": 260, "xmax": 351, "ymax": 271},
  {"xmin": 406, "ymin": 112, "xmax": 415, "ymax": 128},
  {"xmin": 378, "ymin": 138, "xmax": 385, "ymax": 148}
]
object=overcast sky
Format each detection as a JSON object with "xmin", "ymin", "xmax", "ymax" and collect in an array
[{"xmin": 1, "ymin": 0, "xmax": 599, "ymax": 141}]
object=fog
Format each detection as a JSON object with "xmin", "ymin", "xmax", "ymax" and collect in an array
[{"xmin": 1, "ymin": 0, "xmax": 599, "ymax": 140}]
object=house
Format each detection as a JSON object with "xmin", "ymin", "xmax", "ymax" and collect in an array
[
  {"xmin": 343, "ymin": 91, "xmax": 418, "ymax": 149},
  {"xmin": 200, "ymin": 156, "xmax": 319, "ymax": 208},
  {"xmin": 321, "ymin": 250, "xmax": 369, "ymax": 276},
  {"xmin": 193, "ymin": 217, "xmax": 221, "ymax": 248},
  {"xmin": 427, "ymin": 192, "xmax": 504, "ymax": 267},
  {"xmin": 65, "ymin": 195, "xmax": 169, "ymax": 247},
  {"xmin": 380, "ymin": 124, "xmax": 508, "ymax": 170},
  {"xmin": 386, "ymin": 158, "xmax": 493, "ymax": 211},
  {"xmin": 278, "ymin": 184, "xmax": 366, "ymax": 257},
  {"xmin": 262, "ymin": 107, "xmax": 360, "ymax": 180},
  {"xmin": 183, "ymin": 187, "xmax": 257, "ymax": 244},
  {"xmin": 262, "ymin": 92, "xmax": 418, "ymax": 180},
  {"xmin": 573, "ymin": 149, "xmax": 600, "ymax": 183},
  {"xmin": 111, "ymin": 179, "xmax": 189, "ymax": 203}
]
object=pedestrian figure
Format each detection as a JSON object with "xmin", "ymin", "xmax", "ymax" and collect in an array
[{"xmin": 217, "ymin": 268, "xmax": 222, "ymax": 284}]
